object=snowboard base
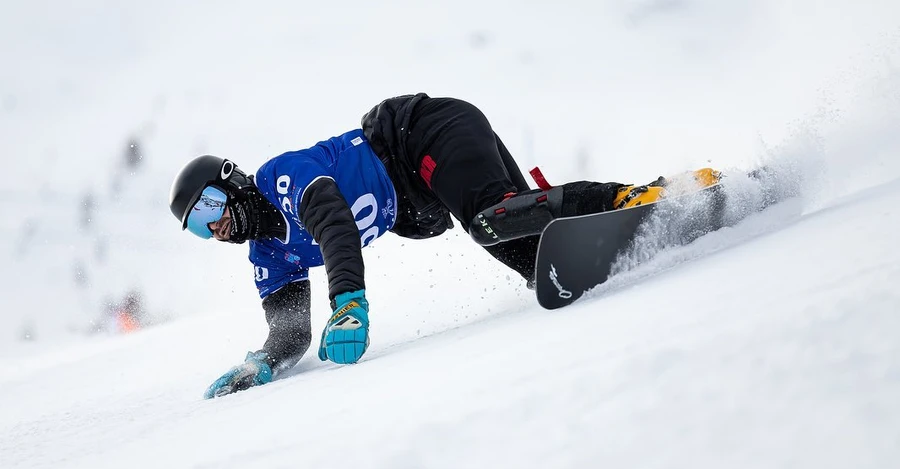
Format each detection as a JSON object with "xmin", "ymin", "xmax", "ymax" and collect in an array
[{"xmin": 534, "ymin": 183, "xmax": 728, "ymax": 309}]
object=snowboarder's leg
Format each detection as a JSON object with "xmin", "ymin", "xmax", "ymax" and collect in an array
[
  {"xmin": 411, "ymin": 99, "xmax": 526, "ymax": 231},
  {"xmin": 406, "ymin": 97, "xmax": 627, "ymax": 281},
  {"xmin": 469, "ymin": 181, "xmax": 625, "ymax": 246},
  {"xmin": 406, "ymin": 98, "xmax": 622, "ymax": 271},
  {"xmin": 407, "ymin": 98, "xmax": 544, "ymax": 281},
  {"xmin": 478, "ymin": 134, "xmax": 542, "ymax": 283}
]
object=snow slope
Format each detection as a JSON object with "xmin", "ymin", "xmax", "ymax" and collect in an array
[
  {"xmin": 2, "ymin": 1, "xmax": 900, "ymax": 468},
  {"xmin": 2, "ymin": 174, "xmax": 899, "ymax": 469}
]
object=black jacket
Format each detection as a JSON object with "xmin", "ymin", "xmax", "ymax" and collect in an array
[{"xmin": 361, "ymin": 93, "xmax": 454, "ymax": 239}]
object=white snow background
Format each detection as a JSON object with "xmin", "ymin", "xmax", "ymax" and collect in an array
[{"xmin": 1, "ymin": 1, "xmax": 899, "ymax": 468}]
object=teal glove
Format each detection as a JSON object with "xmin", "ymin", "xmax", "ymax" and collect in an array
[
  {"xmin": 318, "ymin": 289, "xmax": 370, "ymax": 364},
  {"xmin": 203, "ymin": 351, "xmax": 273, "ymax": 399}
]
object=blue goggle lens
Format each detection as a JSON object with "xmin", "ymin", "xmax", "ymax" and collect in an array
[{"xmin": 186, "ymin": 186, "xmax": 228, "ymax": 239}]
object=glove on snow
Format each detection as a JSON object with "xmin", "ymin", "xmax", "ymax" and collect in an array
[
  {"xmin": 203, "ymin": 351, "xmax": 273, "ymax": 399},
  {"xmin": 318, "ymin": 289, "xmax": 370, "ymax": 364}
]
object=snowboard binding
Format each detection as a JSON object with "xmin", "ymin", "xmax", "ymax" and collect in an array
[{"xmin": 613, "ymin": 168, "xmax": 722, "ymax": 210}]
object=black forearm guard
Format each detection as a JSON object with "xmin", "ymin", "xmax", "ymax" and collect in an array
[{"xmin": 259, "ymin": 280, "xmax": 312, "ymax": 374}]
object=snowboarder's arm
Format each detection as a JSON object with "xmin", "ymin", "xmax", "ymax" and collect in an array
[
  {"xmin": 204, "ymin": 280, "xmax": 311, "ymax": 398},
  {"xmin": 299, "ymin": 177, "xmax": 371, "ymax": 365},
  {"xmin": 258, "ymin": 280, "xmax": 313, "ymax": 373},
  {"xmin": 298, "ymin": 177, "xmax": 365, "ymax": 299}
]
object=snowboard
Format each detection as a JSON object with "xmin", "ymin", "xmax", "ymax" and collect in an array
[{"xmin": 534, "ymin": 183, "xmax": 729, "ymax": 310}]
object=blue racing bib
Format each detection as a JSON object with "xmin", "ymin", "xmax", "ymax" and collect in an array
[{"xmin": 247, "ymin": 129, "xmax": 397, "ymax": 298}]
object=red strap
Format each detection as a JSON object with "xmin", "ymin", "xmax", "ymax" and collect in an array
[
  {"xmin": 420, "ymin": 155, "xmax": 437, "ymax": 189},
  {"xmin": 529, "ymin": 166, "xmax": 553, "ymax": 190}
]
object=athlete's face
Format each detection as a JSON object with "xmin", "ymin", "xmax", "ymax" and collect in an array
[{"xmin": 208, "ymin": 206, "xmax": 233, "ymax": 242}]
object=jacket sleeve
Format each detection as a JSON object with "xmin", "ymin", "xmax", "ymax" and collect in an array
[
  {"xmin": 298, "ymin": 177, "xmax": 365, "ymax": 300},
  {"xmin": 258, "ymin": 280, "xmax": 312, "ymax": 374}
]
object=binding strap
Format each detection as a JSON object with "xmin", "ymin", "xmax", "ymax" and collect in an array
[{"xmin": 529, "ymin": 167, "xmax": 553, "ymax": 190}]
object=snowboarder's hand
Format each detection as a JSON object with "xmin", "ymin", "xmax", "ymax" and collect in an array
[
  {"xmin": 317, "ymin": 289, "xmax": 370, "ymax": 364},
  {"xmin": 203, "ymin": 351, "xmax": 273, "ymax": 399}
]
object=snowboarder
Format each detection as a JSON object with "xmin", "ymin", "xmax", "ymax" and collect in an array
[{"xmin": 169, "ymin": 93, "xmax": 719, "ymax": 398}]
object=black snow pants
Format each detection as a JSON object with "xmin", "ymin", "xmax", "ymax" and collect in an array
[{"xmin": 402, "ymin": 97, "xmax": 621, "ymax": 283}]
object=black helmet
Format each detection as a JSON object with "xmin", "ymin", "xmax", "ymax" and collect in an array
[{"xmin": 168, "ymin": 155, "xmax": 254, "ymax": 229}]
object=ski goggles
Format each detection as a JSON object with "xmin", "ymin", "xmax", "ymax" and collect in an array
[{"xmin": 185, "ymin": 185, "xmax": 229, "ymax": 239}]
